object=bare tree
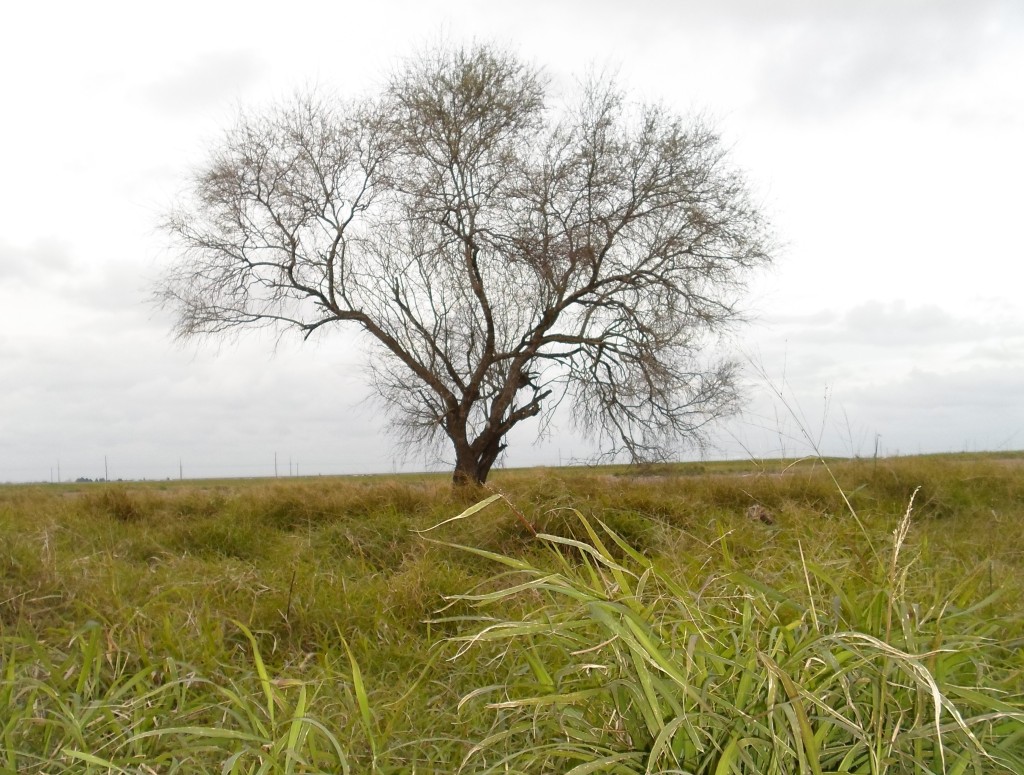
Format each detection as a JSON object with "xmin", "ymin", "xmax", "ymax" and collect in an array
[{"xmin": 158, "ymin": 44, "xmax": 772, "ymax": 485}]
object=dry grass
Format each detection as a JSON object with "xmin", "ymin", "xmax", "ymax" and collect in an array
[{"xmin": 0, "ymin": 454, "xmax": 1021, "ymax": 771}]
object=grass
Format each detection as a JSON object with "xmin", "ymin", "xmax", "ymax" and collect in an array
[{"xmin": 0, "ymin": 454, "xmax": 1021, "ymax": 772}]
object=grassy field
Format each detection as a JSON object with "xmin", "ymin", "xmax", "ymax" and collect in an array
[{"xmin": 1, "ymin": 454, "xmax": 1022, "ymax": 772}]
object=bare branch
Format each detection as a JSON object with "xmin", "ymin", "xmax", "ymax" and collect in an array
[{"xmin": 156, "ymin": 44, "xmax": 773, "ymax": 485}]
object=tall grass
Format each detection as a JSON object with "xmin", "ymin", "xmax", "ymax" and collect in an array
[
  {"xmin": 0, "ymin": 455, "xmax": 1021, "ymax": 771},
  {"xmin": 445, "ymin": 494, "xmax": 1024, "ymax": 773},
  {"xmin": 0, "ymin": 622, "xmax": 354, "ymax": 773}
]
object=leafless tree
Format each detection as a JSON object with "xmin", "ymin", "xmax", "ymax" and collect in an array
[{"xmin": 158, "ymin": 44, "xmax": 772, "ymax": 485}]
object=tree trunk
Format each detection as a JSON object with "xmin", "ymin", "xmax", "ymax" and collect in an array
[
  {"xmin": 452, "ymin": 449, "xmax": 487, "ymax": 487},
  {"xmin": 451, "ymin": 430, "xmax": 505, "ymax": 487}
]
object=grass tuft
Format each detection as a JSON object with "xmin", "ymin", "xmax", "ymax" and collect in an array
[
  {"xmin": 0, "ymin": 455, "xmax": 1020, "ymax": 771},
  {"xmin": 448, "ymin": 499, "xmax": 1024, "ymax": 773}
]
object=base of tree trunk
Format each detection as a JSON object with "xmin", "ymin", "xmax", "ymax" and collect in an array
[
  {"xmin": 452, "ymin": 467, "xmax": 487, "ymax": 487},
  {"xmin": 452, "ymin": 454, "xmax": 492, "ymax": 487}
]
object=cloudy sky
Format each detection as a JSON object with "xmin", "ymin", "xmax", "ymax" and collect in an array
[{"xmin": 2, "ymin": 0, "xmax": 1021, "ymax": 481}]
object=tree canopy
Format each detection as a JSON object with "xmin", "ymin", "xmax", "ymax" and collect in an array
[{"xmin": 158, "ymin": 44, "xmax": 773, "ymax": 485}]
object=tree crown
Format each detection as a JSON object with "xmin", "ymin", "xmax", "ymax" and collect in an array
[{"xmin": 159, "ymin": 44, "xmax": 773, "ymax": 484}]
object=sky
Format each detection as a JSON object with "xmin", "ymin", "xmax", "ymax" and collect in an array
[{"xmin": 1, "ymin": 0, "xmax": 1022, "ymax": 482}]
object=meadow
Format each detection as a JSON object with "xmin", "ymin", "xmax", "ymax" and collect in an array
[{"xmin": 1, "ymin": 453, "xmax": 1022, "ymax": 773}]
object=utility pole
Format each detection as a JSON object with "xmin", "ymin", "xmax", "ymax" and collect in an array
[
  {"xmin": 179, "ymin": 459, "xmax": 183, "ymax": 481},
  {"xmin": 57, "ymin": 461, "xmax": 61, "ymax": 484},
  {"xmin": 104, "ymin": 456, "xmax": 109, "ymax": 482},
  {"xmin": 275, "ymin": 452, "xmax": 278, "ymax": 478}
]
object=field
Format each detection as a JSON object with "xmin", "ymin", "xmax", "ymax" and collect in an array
[{"xmin": 1, "ymin": 454, "xmax": 1022, "ymax": 773}]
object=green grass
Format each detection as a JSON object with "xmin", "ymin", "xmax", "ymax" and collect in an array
[{"xmin": 0, "ymin": 455, "xmax": 1022, "ymax": 772}]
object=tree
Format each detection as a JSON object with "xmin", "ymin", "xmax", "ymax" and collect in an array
[{"xmin": 158, "ymin": 44, "xmax": 772, "ymax": 486}]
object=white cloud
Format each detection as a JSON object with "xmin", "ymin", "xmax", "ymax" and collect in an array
[
  {"xmin": 768, "ymin": 301, "xmax": 997, "ymax": 349},
  {"xmin": 1, "ymin": 0, "xmax": 1022, "ymax": 481},
  {"xmin": 717, "ymin": 360, "xmax": 1024, "ymax": 461},
  {"xmin": 0, "ymin": 239, "xmax": 75, "ymax": 282},
  {"xmin": 142, "ymin": 51, "xmax": 266, "ymax": 115}
]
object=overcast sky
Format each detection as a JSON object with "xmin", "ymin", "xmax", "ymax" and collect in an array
[{"xmin": 2, "ymin": 0, "xmax": 1022, "ymax": 482}]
